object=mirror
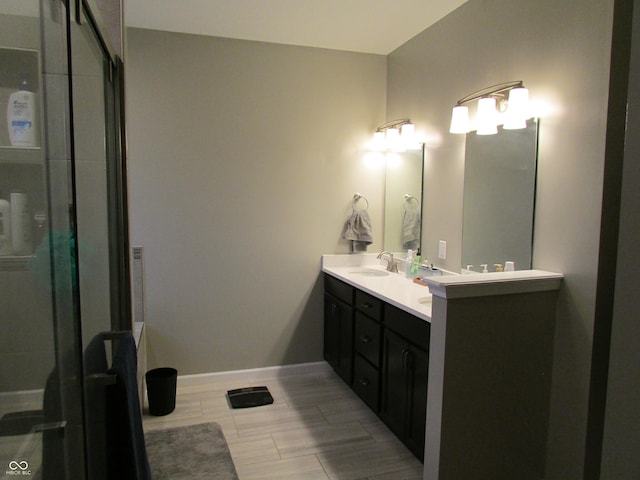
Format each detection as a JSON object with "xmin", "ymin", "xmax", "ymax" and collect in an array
[
  {"xmin": 461, "ymin": 119, "xmax": 538, "ymax": 272},
  {"xmin": 383, "ymin": 147, "xmax": 424, "ymax": 253}
]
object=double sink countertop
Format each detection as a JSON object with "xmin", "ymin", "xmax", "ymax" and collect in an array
[
  {"xmin": 322, "ymin": 254, "xmax": 434, "ymax": 321},
  {"xmin": 321, "ymin": 254, "xmax": 564, "ymax": 324}
]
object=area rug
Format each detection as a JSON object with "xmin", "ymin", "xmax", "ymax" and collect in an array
[{"xmin": 145, "ymin": 422, "xmax": 239, "ymax": 480}]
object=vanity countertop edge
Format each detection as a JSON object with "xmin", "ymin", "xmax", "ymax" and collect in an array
[
  {"xmin": 322, "ymin": 254, "xmax": 564, "ymax": 321},
  {"xmin": 322, "ymin": 254, "xmax": 432, "ymax": 322},
  {"xmin": 424, "ymin": 269, "xmax": 564, "ymax": 299}
]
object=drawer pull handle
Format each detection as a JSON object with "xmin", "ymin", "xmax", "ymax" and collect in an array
[
  {"xmin": 360, "ymin": 302, "xmax": 373, "ymax": 309},
  {"xmin": 401, "ymin": 348, "xmax": 409, "ymax": 369},
  {"xmin": 359, "ymin": 335, "xmax": 371, "ymax": 343},
  {"xmin": 358, "ymin": 377, "xmax": 370, "ymax": 386}
]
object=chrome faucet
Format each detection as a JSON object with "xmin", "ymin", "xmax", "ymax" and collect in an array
[{"xmin": 377, "ymin": 251, "xmax": 398, "ymax": 273}]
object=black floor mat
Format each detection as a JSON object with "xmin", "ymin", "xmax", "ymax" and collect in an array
[
  {"xmin": 226, "ymin": 386, "xmax": 274, "ymax": 409},
  {"xmin": 0, "ymin": 410, "xmax": 44, "ymax": 436}
]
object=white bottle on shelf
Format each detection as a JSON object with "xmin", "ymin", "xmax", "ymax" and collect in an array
[
  {"xmin": 6, "ymin": 79, "xmax": 38, "ymax": 148},
  {"xmin": 10, "ymin": 191, "xmax": 32, "ymax": 255},
  {"xmin": 0, "ymin": 198, "xmax": 11, "ymax": 256}
]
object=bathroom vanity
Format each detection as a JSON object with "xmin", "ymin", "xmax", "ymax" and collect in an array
[
  {"xmin": 322, "ymin": 254, "xmax": 563, "ymax": 479},
  {"xmin": 324, "ymin": 270, "xmax": 430, "ymax": 459},
  {"xmin": 323, "ymin": 254, "xmax": 433, "ymax": 460}
]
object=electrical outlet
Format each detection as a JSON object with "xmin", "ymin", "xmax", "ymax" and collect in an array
[{"xmin": 438, "ymin": 240, "xmax": 447, "ymax": 259}]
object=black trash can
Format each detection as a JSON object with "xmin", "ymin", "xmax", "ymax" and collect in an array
[{"xmin": 145, "ymin": 367, "xmax": 177, "ymax": 416}]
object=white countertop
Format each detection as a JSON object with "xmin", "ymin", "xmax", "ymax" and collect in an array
[
  {"xmin": 322, "ymin": 254, "xmax": 433, "ymax": 322},
  {"xmin": 321, "ymin": 254, "xmax": 564, "ymax": 322},
  {"xmin": 424, "ymin": 269, "xmax": 564, "ymax": 299}
]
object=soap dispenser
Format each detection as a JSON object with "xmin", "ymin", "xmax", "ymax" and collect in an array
[
  {"xmin": 494, "ymin": 264, "xmax": 504, "ymax": 272},
  {"xmin": 481, "ymin": 264, "xmax": 488, "ymax": 273},
  {"xmin": 405, "ymin": 249, "xmax": 414, "ymax": 278},
  {"xmin": 411, "ymin": 252, "xmax": 421, "ymax": 278}
]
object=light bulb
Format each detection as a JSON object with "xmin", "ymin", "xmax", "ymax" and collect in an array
[
  {"xmin": 503, "ymin": 87, "xmax": 529, "ymax": 129},
  {"xmin": 449, "ymin": 105, "xmax": 470, "ymax": 134},
  {"xmin": 476, "ymin": 97, "xmax": 498, "ymax": 135},
  {"xmin": 400, "ymin": 122, "xmax": 420, "ymax": 150},
  {"xmin": 370, "ymin": 131, "xmax": 386, "ymax": 151},
  {"xmin": 386, "ymin": 127, "xmax": 405, "ymax": 152}
]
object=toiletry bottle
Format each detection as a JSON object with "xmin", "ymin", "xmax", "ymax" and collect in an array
[
  {"xmin": 411, "ymin": 254, "xmax": 421, "ymax": 278},
  {"xmin": 405, "ymin": 249, "xmax": 414, "ymax": 278},
  {"xmin": 0, "ymin": 197, "xmax": 11, "ymax": 255},
  {"xmin": 481, "ymin": 264, "xmax": 488, "ymax": 273},
  {"xmin": 7, "ymin": 79, "xmax": 38, "ymax": 147},
  {"xmin": 494, "ymin": 263, "xmax": 504, "ymax": 272},
  {"xmin": 10, "ymin": 190, "xmax": 33, "ymax": 255}
]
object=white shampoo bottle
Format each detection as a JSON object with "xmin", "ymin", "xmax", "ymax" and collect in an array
[{"xmin": 7, "ymin": 80, "xmax": 38, "ymax": 147}]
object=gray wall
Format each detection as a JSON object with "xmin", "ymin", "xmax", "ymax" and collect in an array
[
  {"xmin": 126, "ymin": 29, "xmax": 387, "ymax": 374},
  {"xmin": 386, "ymin": 0, "xmax": 614, "ymax": 478}
]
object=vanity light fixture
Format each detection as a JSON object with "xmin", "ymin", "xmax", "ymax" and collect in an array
[
  {"xmin": 370, "ymin": 118, "xmax": 421, "ymax": 152},
  {"xmin": 449, "ymin": 81, "xmax": 529, "ymax": 135}
]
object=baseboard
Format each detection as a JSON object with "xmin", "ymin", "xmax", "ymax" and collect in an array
[{"xmin": 176, "ymin": 361, "xmax": 331, "ymax": 387}]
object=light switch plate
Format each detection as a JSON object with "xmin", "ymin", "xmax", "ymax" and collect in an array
[{"xmin": 438, "ymin": 240, "xmax": 447, "ymax": 259}]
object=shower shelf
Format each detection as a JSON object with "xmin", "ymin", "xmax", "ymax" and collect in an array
[
  {"xmin": 0, "ymin": 255, "xmax": 35, "ymax": 271},
  {"xmin": 0, "ymin": 146, "xmax": 42, "ymax": 164}
]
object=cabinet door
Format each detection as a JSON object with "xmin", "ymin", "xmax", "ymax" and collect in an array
[
  {"xmin": 406, "ymin": 345, "xmax": 429, "ymax": 461},
  {"xmin": 380, "ymin": 329, "xmax": 409, "ymax": 439},
  {"xmin": 324, "ymin": 293, "xmax": 354, "ymax": 383}
]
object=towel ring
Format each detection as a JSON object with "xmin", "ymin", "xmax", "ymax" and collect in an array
[
  {"xmin": 353, "ymin": 193, "xmax": 369, "ymax": 210},
  {"xmin": 404, "ymin": 194, "xmax": 420, "ymax": 211}
]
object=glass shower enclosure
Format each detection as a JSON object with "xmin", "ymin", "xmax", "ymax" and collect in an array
[{"xmin": 0, "ymin": 1, "xmax": 130, "ymax": 478}]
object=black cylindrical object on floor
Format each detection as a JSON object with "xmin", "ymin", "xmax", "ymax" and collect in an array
[{"xmin": 145, "ymin": 367, "xmax": 177, "ymax": 416}]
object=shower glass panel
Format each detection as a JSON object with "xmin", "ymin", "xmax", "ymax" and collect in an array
[
  {"xmin": 70, "ymin": 6, "xmax": 113, "ymax": 350},
  {"xmin": 0, "ymin": 0, "xmax": 86, "ymax": 477},
  {"xmin": 0, "ymin": 1, "xmax": 129, "ymax": 478}
]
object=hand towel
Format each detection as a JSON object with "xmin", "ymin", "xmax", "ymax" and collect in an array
[
  {"xmin": 402, "ymin": 209, "xmax": 421, "ymax": 250},
  {"xmin": 343, "ymin": 209, "xmax": 373, "ymax": 252}
]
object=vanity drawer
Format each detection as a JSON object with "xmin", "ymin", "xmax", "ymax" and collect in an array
[
  {"xmin": 355, "ymin": 312, "xmax": 382, "ymax": 367},
  {"xmin": 384, "ymin": 303, "xmax": 430, "ymax": 351},
  {"xmin": 353, "ymin": 354, "xmax": 380, "ymax": 411},
  {"xmin": 324, "ymin": 274, "xmax": 354, "ymax": 305},
  {"xmin": 355, "ymin": 290, "xmax": 383, "ymax": 321}
]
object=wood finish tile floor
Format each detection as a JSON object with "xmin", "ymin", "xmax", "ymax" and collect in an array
[{"xmin": 142, "ymin": 363, "xmax": 423, "ymax": 480}]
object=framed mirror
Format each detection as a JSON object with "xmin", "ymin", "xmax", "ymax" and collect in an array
[
  {"xmin": 461, "ymin": 119, "xmax": 538, "ymax": 272},
  {"xmin": 383, "ymin": 147, "xmax": 424, "ymax": 253}
]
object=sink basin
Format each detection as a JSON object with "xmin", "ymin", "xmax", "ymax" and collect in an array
[
  {"xmin": 417, "ymin": 296, "xmax": 433, "ymax": 305},
  {"xmin": 348, "ymin": 268, "xmax": 390, "ymax": 277}
]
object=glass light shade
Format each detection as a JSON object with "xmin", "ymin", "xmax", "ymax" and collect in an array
[
  {"xmin": 476, "ymin": 97, "xmax": 498, "ymax": 135},
  {"xmin": 503, "ymin": 87, "xmax": 529, "ymax": 129},
  {"xmin": 400, "ymin": 122, "xmax": 420, "ymax": 150},
  {"xmin": 449, "ymin": 105, "xmax": 470, "ymax": 134},
  {"xmin": 370, "ymin": 131, "xmax": 386, "ymax": 151},
  {"xmin": 400, "ymin": 122, "xmax": 414, "ymax": 142},
  {"xmin": 386, "ymin": 127, "xmax": 405, "ymax": 152}
]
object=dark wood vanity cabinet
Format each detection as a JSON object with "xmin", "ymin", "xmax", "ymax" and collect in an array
[
  {"xmin": 323, "ymin": 276, "xmax": 355, "ymax": 384},
  {"xmin": 352, "ymin": 292, "xmax": 383, "ymax": 411},
  {"xmin": 323, "ymin": 274, "xmax": 430, "ymax": 461},
  {"xmin": 380, "ymin": 329, "xmax": 429, "ymax": 460},
  {"xmin": 380, "ymin": 304, "xmax": 430, "ymax": 461}
]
